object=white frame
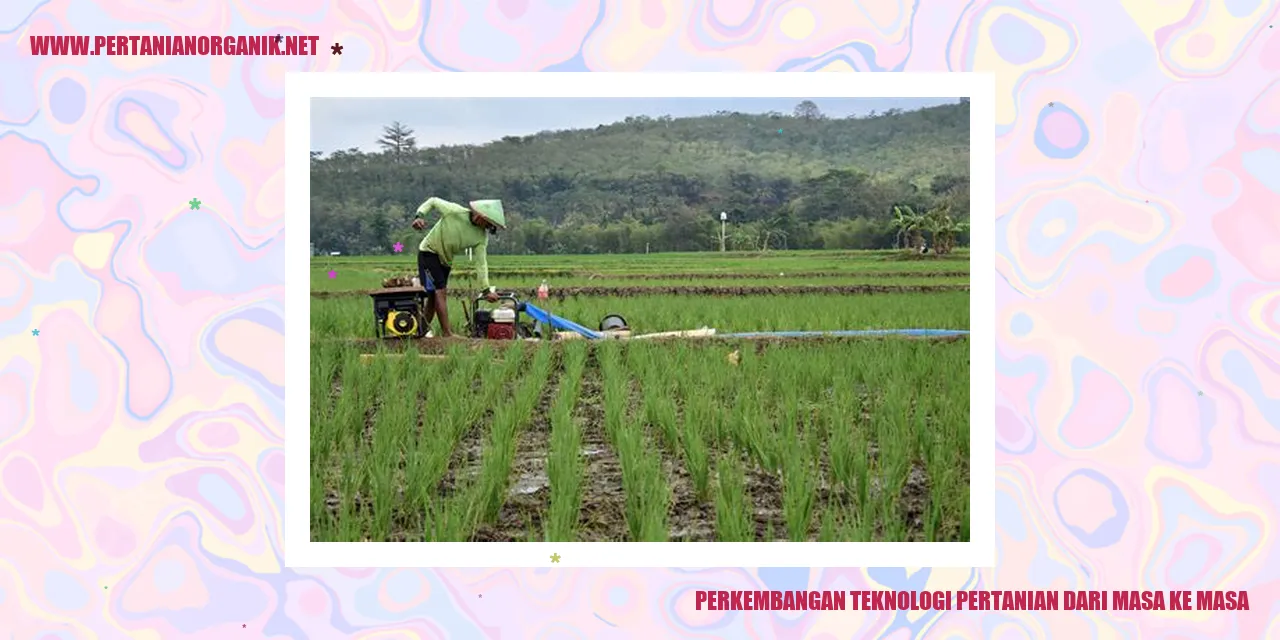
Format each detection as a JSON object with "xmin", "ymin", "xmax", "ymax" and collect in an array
[{"xmin": 285, "ymin": 72, "xmax": 996, "ymax": 568}]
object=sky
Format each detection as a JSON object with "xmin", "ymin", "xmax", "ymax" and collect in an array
[{"xmin": 310, "ymin": 97, "xmax": 959, "ymax": 152}]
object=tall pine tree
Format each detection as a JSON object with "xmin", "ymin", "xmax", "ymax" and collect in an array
[{"xmin": 377, "ymin": 121, "xmax": 417, "ymax": 162}]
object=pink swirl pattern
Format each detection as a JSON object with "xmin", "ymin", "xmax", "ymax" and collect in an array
[{"xmin": 2, "ymin": 0, "xmax": 1279, "ymax": 637}]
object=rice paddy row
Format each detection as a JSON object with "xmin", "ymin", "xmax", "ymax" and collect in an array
[
  {"xmin": 311, "ymin": 291, "xmax": 970, "ymax": 340},
  {"xmin": 310, "ymin": 338, "xmax": 970, "ymax": 543}
]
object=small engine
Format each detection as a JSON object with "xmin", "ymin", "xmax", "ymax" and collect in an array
[
  {"xmin": 486, "ymin": 306, "xmax": 517, "ymax": 340},
  {"xmin": 370, "ymin": 289, "xmax": 426, "ymax": 339},
  {"xmin": 384, "ymin": 310, "xmax": 420, "ymax": 337},
  {"xmin": 468, "ymin": 292, "xmax": 532, "ymax": 340}
]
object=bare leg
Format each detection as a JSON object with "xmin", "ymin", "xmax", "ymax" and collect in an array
[
  {"xmin": 421, "ymin": 294, "xmax": 436, "ymax": 334},
  {"xmin": 434, "ymin": 289, "xmax": 452, "ymax": 337}
]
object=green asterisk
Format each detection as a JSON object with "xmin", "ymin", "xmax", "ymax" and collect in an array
[
  {"xmin": 31, "ymin": 329, "xmax": 39, "ymax": 336},
  {"xmin": 189, "ymin": 198, "xmax": 202, "ymax": 210}
]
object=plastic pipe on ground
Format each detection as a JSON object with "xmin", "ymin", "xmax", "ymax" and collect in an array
[
  {"xmin": 521, "ymin": 302, "xmax": 603, "ymax": 340},
  {"xmin": 716, "ymin": 329, "xmax": 969, "ymax": 339}
]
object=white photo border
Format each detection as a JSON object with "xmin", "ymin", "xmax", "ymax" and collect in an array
[{"xmin": 285, "ymin": 72, "xmax": 996, "ymax": 568}]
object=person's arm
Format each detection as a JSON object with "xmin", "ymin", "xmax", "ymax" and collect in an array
[
  {"xmin": 474, "ymin": 238, "xmax": 493, "ymax": 293},
  {"xmin": 412, "ymin": 198, "xmax": 467, "ymax": 228}
]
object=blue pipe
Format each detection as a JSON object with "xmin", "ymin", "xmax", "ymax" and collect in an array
[
  {"xmin": 520, "ymin": 302, "xmax": 969, "ymax": 341},
  {"xmin": 716, "ymin": 329, "xmax": 969, "ymax": 339},
  {"xmin": 521, "ymin": 302, "xmax": 603, "ymax": 340}
]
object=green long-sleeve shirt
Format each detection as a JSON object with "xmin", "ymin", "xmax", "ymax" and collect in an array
[{"xmin": 416, "ymin": 197, "xmax": 491, "ymax": 290}]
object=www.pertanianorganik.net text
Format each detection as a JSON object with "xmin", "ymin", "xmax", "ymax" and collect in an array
[{"xmin": 28, "ymin": 35, "xmax": 321, "ymax": 56}]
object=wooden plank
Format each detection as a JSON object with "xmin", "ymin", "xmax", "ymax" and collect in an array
[{"xmin": 367, "ymin": 286, "xmax": 424, "ymax": 297}]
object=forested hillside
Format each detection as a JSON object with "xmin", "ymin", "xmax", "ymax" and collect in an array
[{"xmin": 310, "ymin": 100, "xmax": 970, "ymax": 255}]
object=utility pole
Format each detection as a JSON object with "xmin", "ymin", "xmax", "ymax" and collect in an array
[{"xmin": 719, "ymin": 211, "xmax": 728, "ymax": 252}]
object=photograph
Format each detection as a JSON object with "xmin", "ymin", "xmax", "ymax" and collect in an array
[{"xmin": 302, "ymin": 80, "xmax": 975, "ymax": 550}]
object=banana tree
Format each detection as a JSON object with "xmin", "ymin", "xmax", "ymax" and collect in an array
[
  {"xmin": 925, "ymin": 204, "xmax": 968, "ymax": 254},
  {"xmin": 891, "ymin": 205, "xmax": 925, "ymax": 250}
]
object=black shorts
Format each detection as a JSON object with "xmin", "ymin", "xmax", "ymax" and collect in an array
[{"xmin": 417, "ymin": 250, "xmax": 451, "ymax": 292}]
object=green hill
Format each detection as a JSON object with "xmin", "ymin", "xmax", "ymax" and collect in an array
[{"xmin": 310, "ymin": 100, "xmax": 970, "ymax": 255}]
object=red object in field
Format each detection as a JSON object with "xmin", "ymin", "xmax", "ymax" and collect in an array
[
  {"xmin": 486, "ymin": 323, "xmax": 517, "ymax": 340},
  {"xmin": 537, "ymin": 281, "xmax": 549, "ymax": 300}
]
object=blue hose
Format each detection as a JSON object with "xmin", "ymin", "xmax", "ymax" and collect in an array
[
  {"xmin": 716, "ymin": 329, "xmax": 969, "ymax": 339},
  {"xmin": 521, "ymin": 302, "xmax": 604, "ymax": 339}
]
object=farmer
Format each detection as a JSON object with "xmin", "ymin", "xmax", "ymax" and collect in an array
[{"xmin": 410, "ymin": 197, "xmax": 506, "ymax": 337}]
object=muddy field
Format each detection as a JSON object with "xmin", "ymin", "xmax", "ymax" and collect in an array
[
  {"xmin": 310, "ymin": 337, "xmax": 970, "ymax": 543},
  {"xmin": 475, "ymin": 349, "xmax": 951, "ymax": 543}
]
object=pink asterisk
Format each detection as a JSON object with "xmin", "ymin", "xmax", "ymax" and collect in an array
[
  {"xmin": 327, "ymin": 270, "xmax": 336, "ymax": 279},
  {"xmin": 393, "ymin": 242, "xmax": 404, "ymax": 253}
]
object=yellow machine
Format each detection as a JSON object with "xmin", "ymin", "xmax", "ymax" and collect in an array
[
  {"xmin": 370, "ymin": 289, "xmax": 427, "ymax": 339},
  {"xmin": 383, "ymin": 309, "xmax": 420, "ymax": 338}
]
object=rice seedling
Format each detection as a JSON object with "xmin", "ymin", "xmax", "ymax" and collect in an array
[
  {"xmin": 472, "ymin": 347, "xmax": 555, "ymax": 526},
  {"xmin": 713, "ymin": 452, "xmax": 753, "ymax": 542},
  {"xmin": 630, "ymin": 348, "xmax": 683, "ymax": 455},
  {"xmin": 546, "ymin": 342, "xmax": 588, "ymax": 541},
  {"xmin": 423, "ymin": 345, "xmax": 529, "ymax": 541},
  {"xmin": 780, "ymin": 409, "xmax": 816, "ymax": 542},
  {"xmin": 875, "ymin": 386, "xmax": 912, "ymax": 542},
  {"xmin": 616, "ymin": 423, "xmax": 670, "ymax": 541},
  {"xmin": 681, "ymin": 409, "xmax": 711, "ymax": 503},
  {"xmin": 826, "ymin": 378, "xmax": 858, "ymax": 503},
  {"xmin": 599, "ymin": 343, "xmax": 670, "ymax": 541}
]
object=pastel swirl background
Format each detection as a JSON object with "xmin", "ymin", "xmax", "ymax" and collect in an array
[{"xmin": 3, "ymin": 0, "xmax": 1280, "ymax": 637}]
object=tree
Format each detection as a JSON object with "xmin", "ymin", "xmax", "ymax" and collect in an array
[
  {"xmin": 377, "ymin": 121, "xmax": 417, "ymax": 161},
  {"xmin": 930, "ymin": 173, "xmax": 968, "ymax": 196},
  {"xmin": 793, "ymin": 100, "xmax": 823, "ymax": 120},
  {"xmin": 515, "ymin": 218, "xmax": 553, "ymax": 254},
  {"xmin": 364, "ymin": 208, "xmax": 392, "ymax": 252},
  {"xmin": 891, "ymin": 205, "xmax": 925, "ymax": 250},
  {"xmin": 924, "ymin": 203, "xmax": 968, "ymax": 255},
  {"xmin": 759, "ymin": 215, "xmax": 789, "ymax": 251}
]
